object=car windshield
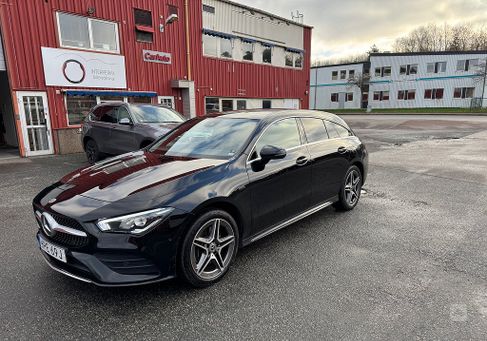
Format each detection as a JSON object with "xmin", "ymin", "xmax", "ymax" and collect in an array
[
  {"xmin": 130, "ymin": 105, "xmax": 184, "ymax": 123},
  {"xmin": 149, "ymin": 117, "xmax": 259, "ymax": 160}
]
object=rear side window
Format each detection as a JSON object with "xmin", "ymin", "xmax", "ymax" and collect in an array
[
  {"xmin": 301, "ymin": 118, "xmax": 328, "ymax": 143},
  {"xmin": 324, "ymin": 120, "xmax": 352, "ymax": 138},
  {"xmin": 255, "ymin": 118, "xmax": 301, "ymax": 153},
  {"xmin": 334, "ymin": 124, "xmax": 352, "ymax": 137}
]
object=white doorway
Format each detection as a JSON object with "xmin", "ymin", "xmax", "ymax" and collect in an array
[{"xmin": 17, "ymin": 91, "xmax": 54, "ymax": 156}]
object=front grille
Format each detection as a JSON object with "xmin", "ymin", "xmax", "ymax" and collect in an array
[
  {"xmin": 34, "ymin": 206, "xmax": 90, "ymax": 248},
  {"xmin": 48, "ymin": 230, "xmax": 89, "ymax": 248},
  {"xmin": 48, "ymin": 211, "xmax": 85, "ymax": 232}
]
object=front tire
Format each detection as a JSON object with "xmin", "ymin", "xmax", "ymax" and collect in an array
[
  {"xmin": 334, "ymin": 165, "xmax": 362, "ymax": 211},
  {"xmin": 179, "ymin": 210, "xmax": 239, "ymax": 287}
]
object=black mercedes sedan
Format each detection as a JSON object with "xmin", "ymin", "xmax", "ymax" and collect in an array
[{"xmin": 34, "ymin": 110, "xmax": 368, "ymax": 287}]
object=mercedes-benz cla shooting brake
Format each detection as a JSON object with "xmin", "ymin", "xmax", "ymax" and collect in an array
[{"xmin": 34, "ymin": 110, "xmax": 368, "ymax": 287}]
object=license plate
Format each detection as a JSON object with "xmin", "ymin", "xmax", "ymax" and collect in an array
[{"xmin": 38, "ymin": 235, "xmax": 67, "ymax": 263}]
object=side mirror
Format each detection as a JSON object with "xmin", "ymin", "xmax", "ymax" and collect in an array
[
  {"xmin": 259, "ymin": 145, "xmax": 286, "ymax": 163},
  {"xmin": 119, "ymin": 118, "xmax": 132, "ymax": 125}
]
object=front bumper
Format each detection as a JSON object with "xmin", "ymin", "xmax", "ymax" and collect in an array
[{"xmin": 34, "ymin": 207, "xmax": 190, "ymax": 286}]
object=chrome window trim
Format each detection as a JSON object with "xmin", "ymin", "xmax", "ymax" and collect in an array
[{"xmin": 246, "ymin": 116, "xmax": 353, "ymax": 165}]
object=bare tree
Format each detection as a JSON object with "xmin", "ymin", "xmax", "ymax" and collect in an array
[
  {"xmin": 393, "ymin": 22, "xmax": 486, "ymax": 53},
  {"xmin": 472, "ymin": 58, "xmax": 487, "ymax": 106},
  {"xmin": 347, "ymin": 72, "xmax": 370, "ymax": 91}
]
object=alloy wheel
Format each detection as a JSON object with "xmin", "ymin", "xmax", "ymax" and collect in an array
[
  {"xmin": 344, "ymin": 170, "xmax": 361, "ymax": 206},
  {"xmin": 190, "ymin": 218, "xmax": 236, "ymax": 281}
]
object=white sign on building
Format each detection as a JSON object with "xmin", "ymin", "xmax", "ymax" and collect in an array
[
  {"xmin": 143, "ymin": 50, "xmax": 172, "ymax": 64},
  {"xmin": 41, "ymin": 47, "xmax": 127, "ymax": 88}
]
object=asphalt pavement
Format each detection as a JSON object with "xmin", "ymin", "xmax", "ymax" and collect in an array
[{"xmin": 1, "ymin": 115, "xmax": 487, "ymax": 340}]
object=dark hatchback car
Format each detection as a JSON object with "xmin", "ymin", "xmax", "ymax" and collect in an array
[
  {"xmin": 81, "ymin": 102, "xmax": 185, "ymax": 163},
  {"xmin": 34, "ymin": 110, "xmax": 368, "ymax": 287}
]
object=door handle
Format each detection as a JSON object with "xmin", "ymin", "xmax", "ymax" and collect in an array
[
  {"xmin": 296, "ymin": 156, "xmax": 309, "ymax": 166},
  {"xmin": 338, "ymin": 146, "xmax": 348, "ymax": 154}
]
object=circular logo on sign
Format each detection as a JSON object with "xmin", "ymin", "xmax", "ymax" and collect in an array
[{"xmin": 62, "ymin": 59, "xmax": 86, "ymax": 84}]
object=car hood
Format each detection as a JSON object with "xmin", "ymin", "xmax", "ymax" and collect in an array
[{"xmin": 53, "ymin": 151, "xmax": 227, "ymax": 204}]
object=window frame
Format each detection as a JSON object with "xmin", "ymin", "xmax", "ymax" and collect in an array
[
  {"xmin": 247, "ymin": 117, "xmax": 304, "ymax": 164},
  {"xmin": 134, "ymin": 8, "xmax": 154, "ymax": 43},
  {"xmin": 331, "ymin": 71, "xmax": 338, "ymax": 80},
  {"xmin": 56, "ymin": 12, "xmax": 120, "ymax": 54},
  {"xmin": 300, "ymin": 118, "xmax": 329, "ymax": 144}
]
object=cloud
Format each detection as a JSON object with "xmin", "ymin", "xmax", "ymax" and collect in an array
[{"xmin": 237, "ymin": 0, "xmax": 487, "ymax": 61}]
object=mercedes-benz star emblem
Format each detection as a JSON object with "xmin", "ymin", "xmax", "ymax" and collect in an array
[{"xmin": 41, "ymin": 213, "xmax": 55, "ymax": 237}]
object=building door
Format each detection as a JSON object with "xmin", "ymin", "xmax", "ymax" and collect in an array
[
  {"xmin": 17, "ymin": 92, "xmax": 54, "ymax": 156},
  {"xmin": 158, "ymin": 96, "xmax": 175, "ymax": 109},
  {"xmin": 338, "ymin": 92, "xmax": 346, "ymax": 109}
]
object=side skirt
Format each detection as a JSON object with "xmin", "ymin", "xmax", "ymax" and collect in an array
[{"xmin": 245, "ymin": 197, "xmax": 337, "ymax": 245}]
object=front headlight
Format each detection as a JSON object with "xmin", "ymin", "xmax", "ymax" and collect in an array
[{"xmin": 97, "ymin": 208, "xmax": 174, "ymax": 235}]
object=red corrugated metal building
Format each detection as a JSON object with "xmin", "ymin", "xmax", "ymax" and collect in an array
[{"xmin": 0, "ymin": 0, "xmax": 312, "ymax": 157}]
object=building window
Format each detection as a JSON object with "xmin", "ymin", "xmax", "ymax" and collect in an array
[
  {"xmin": 203, "ymin": 34, "xmax": 218, "ymax": 57},
  {"xmin": 237, "ymin": 100, "xmax": 246, "ymax": 110},
  {"xmin": 340, "ymin": 70, "xmax": 347, "ymax": 79},
  {"xmin": 222, "ymin": 99, "xmax": 234, "ymax": 112},
  {"xmin": 373, "ymin": 91, "xmax": 389, "ymax": 101},
  {"xmin": 66, "ymin": 95, "xmax": 97, "ymax": 125},
  {"xmin": 205, "ymin": 97, "xmax": 220, "ymax": 113},
  {"xmin": 262, "ymin": 100, "xmax": 272, "ymax": 108},
  {"xmin": 424, "ymin": 88, "xmax": 444, "ymax": 99},
  {"xmin": 399, "ymin": 64, "xmax": 418, "ymax": 75},
  {"xmin": 220, "ymin": 37, "xmax": 232, "ymax": 58},
  {"xmin": 134, "ymin": 9, "xmax": 153, "ymax": 43},
  {"xmin": 168, "ymin": 5, "xmax": 178, "ymax": 16},
  {"xmin": 457, "ymin": 59, "xmax": 479, "ymax": 72},
  {"xmin": 242, "ymin": 41, "xmax": 253, "ymax": 61},
  {"xmin": 285, "ymin": 51, "xmax": 303, "ymax": 68},
  {"xmin": 294, "ymin": 53, "xmax": 302, "ymax": 68},
  {"xmin": 57, "ymin": 12, "xmax": 119, "ymax": 53},
  {"xmin": 375, "ymin": 66, "xmax": 391, "ymax": 77},
  {"xmin": 349, "ymin": 70, "xmax": 355, "ymax": 79},
  {"xmin": 427, "ymin": 61, "xmax": 447, "ymax": 73},
  {"xmin": 332, "ymin": 71, "xmax": 338, "ymax": 80},
  {"xmin": 262, "ymin": 45, "xmax": 272, "ymax": 64},
  {"xmin": 128, "ymin": 96, "xmax": 152, "ymax": 104},
  {"xmin": 398, "ymin": 90, "xmax": 416, "ymax": 100},
  {"xmin": 453, "ymin": 87, "xmax": 475, "ymax": 99},
  {"xmin": 331, "ymin": 93, "xmax": 339, "ymax": 102},
  {"xmin": 285, "ymin": 51, "xmax": 294, "ymax": 67},
  {"xmin": 346, "ymin": 93, "xmax": 354, "ymax": 102},
  {"xmin": 203, "ymin": 4, "xmax": 215, "ymax": 14}
]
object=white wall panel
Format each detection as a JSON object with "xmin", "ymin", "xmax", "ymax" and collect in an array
[{"xmin": 203, "ymin": 0, "xmax": 304, "ymax": 50}]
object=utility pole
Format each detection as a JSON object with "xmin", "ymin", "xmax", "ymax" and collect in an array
[{"xmin": 482, "ymin": 58, "xmax": 487, "ymax": 108}]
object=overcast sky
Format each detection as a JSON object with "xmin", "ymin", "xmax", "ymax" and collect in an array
[{"xmin": 238, "ymin": 0, "xmax": 487, "ymax": 62}]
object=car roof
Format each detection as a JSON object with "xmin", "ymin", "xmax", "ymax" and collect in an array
[{"xmin": 210, "ymin": 109, "xmax": 348, "ymax": 127}]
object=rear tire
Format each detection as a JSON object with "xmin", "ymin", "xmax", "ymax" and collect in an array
[
  {"xmin": 85, "ymin": 139, "xmax": 102, "ymax": 164},
  {"xmin": 334, "ymin": 165, "xmax": 362, "ymax": 211},
  {"xmin": 179, "ymin": 210, "xmax": 239, "ymax": 288}
]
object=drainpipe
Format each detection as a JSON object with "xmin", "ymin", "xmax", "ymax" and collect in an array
[{"xmin": 184, "ymin": 0, "xmax": 192, "ymax": 81}]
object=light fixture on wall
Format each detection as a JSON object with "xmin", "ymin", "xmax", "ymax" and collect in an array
[
  {"xmin": 87, "ymin": 7, "xmax": 95, "ymax": 15},
  {"xmin": 166, "ymin": 13, "xmax": 179, "ymax": 24}
]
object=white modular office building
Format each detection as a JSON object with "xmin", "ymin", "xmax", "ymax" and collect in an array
[{"xmin": 310, "ymin": 51, "xmax": 487, "ymax": 110}]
